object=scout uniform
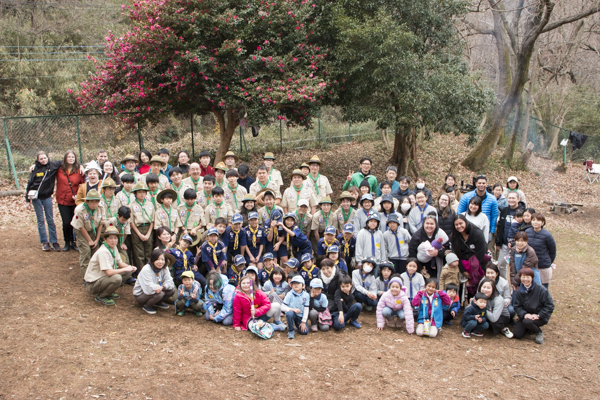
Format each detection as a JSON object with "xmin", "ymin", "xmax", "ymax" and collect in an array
[
  {"xmin": 116, "ymin": 188, "xmax": 134, "ymax": 209},
  {"xmin": 223, "ymin": 151, "xmax": 239, "ymax": 171},
  {"xmin": 295, "ymin": 200, "xmax": 313, "ymax": 237},
  {"xmin": 249, "ymin": 179, "xmax": 282, "ymax": 200},
  {"xmin": 316, "ymin": 226, "xmax": 340, "ymax": 256},
  {"xmin": 213, "ymin": 162, "xmax": 227, "ymax": 188},
  {"xmin": 99, "ymin": 178, "xmax": 120, "ymax": 220},
  {"xmin": 244, "ymin": 212, "xmax": 265, "ymax": 265},
  {"xmin": 129, "ymin": 182, "xmax": 155, "ymax": 270},
  {"xmin": 204, "ymin": 200, "xmax": 234, "ymax": 227},
  {"xmin": 84, "ymin": 226, "xmax": 132, "ymax": 303},
  {"xmin": 119, "ymin": 154, "xmax": 142, "ymax": 183},
  {"xmin": 310, "ymin": 196, "xmax": 334, "ymax": 236},
  {"xmin": 264, "ymin": 152, "xmax": 283, "ymax": 190},
  {"xmin": 199, "ymin": 227, "xmax": 227, "ymax": 271},
  {"xmin": 71, "ymin": 189, "xmax": 104, "ymax": 279},
  {"xmin": 167, "ymin": 241, "xmax": 201, "ymax": 283},
  {"xmin": 223, "ymin": 181, "xmax": 247, "ymax": 213},
  {"xmin": 304, "ymin": 156, "xmax": 333, "ymax": 203},
  {"xmin": 257, "ymin": 203, "xmax": 284, "ymax": 226},
  {"xmin": 170, "ymin": 181, "xmax": 189, "ymax": 208},
  {"xmin": 141, "ymin": 155, "xmax": 171, "ymax": 189},
  {"xmin": 153, "ymin": 189, "xmax": 183, "ymax": 235},
  {"xmin": 196, "ymin": 189, "xmax": 213, "ymax": 209},
  {"xmin": 280, "ymin": 169, "xmax": 317, "ymax": 213},
  {"xmin": 332, "ymin": 191, "xmax": 357, "ymax": 232},
  {"xmin": 104, "ymin": 216, "xmax": 132, "ymax": 264},
  {"xmin": 222, "ymin": 214, "xmax": 247, "ymax": 258},
  {"xmin": 178, "ymin": 202, "xmax": 206, "ymax": 240},
  {"xmin": 182, "ymin": 175, "xmax": 204, "ymax": 193},
  {"xmin": 337, "ymin": 223, "xmax": 357, "ymax": 268}
]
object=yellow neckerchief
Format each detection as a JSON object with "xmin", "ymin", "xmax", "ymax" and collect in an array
[
  {"xmin": 83, "ymin": 203, "xmax": 97, "ymax": 236},
  {"xmin": 190, "ymin": 176, "xmax": 201, "ymax": 191},
  {"xmin": 208, "ymin": 240, "xmax": 219, "ymax": 265},
  {"xmin": 323, "ymin": 237, "xmax": 335, "ymax": 249},
  {"xmin": 286, "ymin": 231, "xmax": 291, "ymax": 249},
  {"xmin": 160, "ymin": 204, "xmax": 173, "ymax": 231},
  {"xmin": 248, "ymin": 224, "xmax": 259, "ymax": 247},
  {"xmin": 302, "ymin": 264, "xmax": 316, "ymax": 279},
  {"xmin": 227, "ymin": 182, "xmax": 239, "ymax": 209},
  {"xmin": 177, "ymin": 245, "xmax": 189, "ymax": 270},
  {"xmin": 343, "ymin": 239, "xmax": 350, "ymax": 258},
  {"xmin": 308, "ymin": 173, "xmax": 321, "ymax": 195},
  {"xmin": 232, "ymin": 266, "xmax": 244, "ymax": 283},
  {"xmin": 135, "ymin": 198, "xmax": 151, "ymax": 224},
  {"xmin": 264, "ymin": 265, "xmax": 274, "ymax": 276},
  {"xmin": 272, "ymin": 223, "xmax": 279, "ymax": 242},
  {"xmin": 231, "ymin": 227, "xmax": 240, "ymax": 250}
]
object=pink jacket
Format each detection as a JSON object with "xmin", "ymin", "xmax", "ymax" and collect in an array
[
  {"xmin": 232, "ymin": 289, "xmax": 271, "ymax": 330},
  {"xmin": 376, "ymin": 287, "xmax": 415, "ymax": 334}
]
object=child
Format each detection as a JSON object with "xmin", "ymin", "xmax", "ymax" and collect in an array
[
  {"xmin": 355, "ymin": 212, "xmax": 384, "ymax": 266},
  {"xmin": 258, "ymin": 252, "xmax": 275, "ymax": 286},
  {"xmin": 329, "ymin": 274, "xmax": 363, "ymax": 330},
  {"xmin": 175, "ymin": 270, "xmax": 204, "ymax": 317},
  {"xmin": 223, "ymin": 169, "xmax": 247, "ymax": 213},
  {"xmin": 374, "ymin": 261, "xmax": 394, "ymax": 299},
  {"xmin": 142, "ymin": 155, "xmax": 170, "ymax": 189},
  {"xmin": 240, "ymin": 194, "xmax": 257, "ymax": 227},
  {"xmin": 508, "ymin": 209, "xmax": 524, "ymax": 241},
  {"xmin": 264, "ymin": 208, "xmax": 284, "ymax": 263},
  {"xmin": 223, "ymin": 213, "xmax": 247, "ymax": 261},
  {"xmin": 168, "ymin": 234, "xmax": 205, "ymax": 286},
  {"xmin": 375, "ymin": 182, "xmax": 400, "ymax": 212},
  {"xmin": 316, "ymin": 225, "xmax": 339, "ymax": 259},
  {"xmin": 461, "ymin": 293, "xmax": 489, "ymax": 338},
  {"xmin": 299, "ymin": 253, "xmax": 320, "ymax": 287},
  {"xmin": 398, "ymin": 196, "xmax": 412, "ymax": 226},
  {"xmin": 214, "ymin": 217, "xmax": 228, "ymax": 240},
  {"xmin": 203, "ymin": 270, "xmax": 235, "ymax": 326},
  {"xmin": 376, "ymin": 192, "xmax": 400, "ymax": 231},
  {"xmin": 232, "ymin": 275, "xmax": 285, "ymax": 332},
  {"xmin": 352, "ymin": 256, "xmax": 378, "ymax": 310},
  {"xmin": 99, "ymin": 178, "xmax": 119, "ymax": 220},
  {"xmin": 145, "ymin": 173, "xmax": 162, "ymax": 210},
  {"xmin": 198, "ymin": 227, "xmax": 227, "ymax": 273},
  {"xmin": 205, "ymin": 187, "xmax": 234, "ymax": 227},
  {"xmin": 178, "ymin": 188, "xmax": 206, "ymax": 250},
  {"xmin": 414, "ymin": 176, "xmax": 433, "ymax": 205},
  {"xmin": 401, "ymin": 259, "xmax": 425, "ymax": 306},
  {"xmin": 244, "ymin": 211, "xmax": 265, "ymax": 268},
  {"xmin": 347, "ymin": 185, "xmax": 360, "ymax": 209},
  {"xmin": 104, "ymin": 205, "xmax": 132, "ymax": 265},
  {"xmin": 227, "ymin": 254, "xmax": 247, "ymax": 286},
  {"xmin": 281, "ymin": 169, "xmax": 317, "ymax": 214},
  {"xmin": 279, "ymin": 212, "xmax": 313, "ymax": 262},
  {"xmin": 442, "ymin": 283, "xmax": 461, "ymax": 325},
  {"xmin": 213, "ymin": 162, "xmax": 227, "ymax": 188},
  {"xmin": 119, "ymin": 154, "xmax": 142, "ymax": 183},
  {"xmin": 237, "ymin": 163, "xmax": 254, "ymax": 192},
  {"xmin": 438, "ymin": 252, "xmax": 460, "ymax": 291},
  {"xmin": 519, "ymin": 208, "xmax": 535, "ymax": 232},
  {"xmin": 223, "ymin": 151, "xmax": 238, "ymax": 171},
  {"xmin": 283, "ymin": 258, "xmax": 299, "ymax": 276},
  {"xmin": 116, "ymin": 173, "xmax": 135, "ymax": 208},
  {"xmin": 295, "ymin": 199, "xmax": 313, "ymax": 238},
  {"xmin": 408, "ymin": 191, "xmax": 437, "ymax": 234},
  {"xmin": 262, "ymin": 266, "xmax": 288, "ymax": 304},
  {"xmin": 337, "ymin": 223, "xmax": 356, "ymax": 268},
  {"xmin": 257, "ymin": 189, "xmax": 284, "ymax": 224},
  {"xmin": 412, "ymin": 278, "xmax": 451, "ymax": 338},
  {"xmin": 283, "ymin": 275, "xmax": 310, "ymax": 339},
  {"xmin": 154, "ymin": 189, "xmax": 182, "ymax": 239},
  {"xmin": 509, "ymin": 231, "xmax": 540, "ymax": 288},
  {"xmin": 72, "ymin": 189, "xmax": 104, "ymax": 279},
  {"xmin": 333, "ymin": 191, "xmax": 356, "ymax": 233},
  {"xmin": 299, "ymin": 162, "xmax": 310, "ymax": 176},
  {"xmin": 375, "ymin": 276, "xmax": 415, "ymax": 333},
  {"xmin": 197, "ymin": 174, "xmax": 215, "ymax": 209},
  {"xmin": 307, "ymin": 278, "xmax": 331, "ymax": 332},
  {"xmin": 353, "ymin": 194, "xmax": 375, "ymax": 234},
  {"xmin": 311, "ymin": 196, "xmax": 334, "ymax": 244},
  {"xmin": 382, "ymin": 214, "xmax": 411, "ymax": 274},
  {"xmin": 326, "ymin": 245, "xmax": 348, "ymax": 274}
]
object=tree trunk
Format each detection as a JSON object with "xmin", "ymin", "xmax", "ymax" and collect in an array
[
  {"xmin": 391, "ymin": 125, "xmax": 412, "ymax": 176},
  {"xmin": 213, "ymin": 107, "xmax": 239, "ymax": 164},
  {"xmin": 502, "ymin": 94, "xmax": 523, "ymax": 164},
  {"xmin": 410, "ymin": 126, "xmax": 420, "ymax": 177},
  {"xmin": 520, "ymin": 80, "xmax": 532, "ymax": 152}
]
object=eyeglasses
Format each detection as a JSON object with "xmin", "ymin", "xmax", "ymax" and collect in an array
[{"xmin": 361, "ymin": 162, "xmax": 371, "ymax": 166}]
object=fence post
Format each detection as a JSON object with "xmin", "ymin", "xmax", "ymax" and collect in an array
[
  {"xmin": 319, "ymin": 118, "xmax": 326, "ymax": 149},
  {"xmin": 137, "ymin": 120, "xmax": 143, "ymax": 152},
  {"xmin": 279, "ymin": 119, "xmax": 283, "ymax": 152},
  {"xmin": 3, "ymin": 119, "xmax": 20, "ymax": 189},
  {"xmin": 348, "ymin": 121, "xmax": 351, "ymax": 142},
  {"xmin": 75, "ymin": 115, "xmax": 83, "ymax": 162},
  {"xmin": 190, "ymin": 113, "xmax": 195, "ymax": 159}
]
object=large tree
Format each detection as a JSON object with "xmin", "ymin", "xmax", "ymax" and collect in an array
[{"xmin": 75, "ymin": 0, "xmax": 332, "ymax": 162}]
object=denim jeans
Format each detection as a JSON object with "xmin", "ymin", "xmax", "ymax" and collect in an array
[
  {"xmin": 331, "ymin": 303, "xmax": 363, "ymax": 330},
  {"xmin": 354, "ymin": 291, "xmax": 378, "ymax": 307},
  {"xmin": 285, "ymin": 311, "xmax": 308, "ymax": 334},
  {"xmin": 32, "ymin": 197, "xmax": 57, "ymax": 244},
  {"xmin": 382, "ymin": 307, "xmax": 405, "ymax": 321},
  {"xmin": 463, "ymin": 319, "xmax": 489, "ymax": 333}
]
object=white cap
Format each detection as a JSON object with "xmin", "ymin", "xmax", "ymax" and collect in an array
[{"xmin": 298, "ymin": 199, "xmax": 310, "ymax": 208}]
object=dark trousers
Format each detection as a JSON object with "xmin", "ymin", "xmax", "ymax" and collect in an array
[
  {"xmin": 490, "ymin": 314, "xmax": 511, "ymax": 335},
  {"xmin": 463, "ymin": 320, "xmax": 489, "ymax": 333},
  {"xmin": 513, "ymin": 318, "xmax": 546, "ymax": 339},
  {"xmin": 354, "ymin": 291, "xmax": 378, "ymax": 307},
  {"xmin": 135, "ymin": 288, "xmax": 176, "ymax": 308},
  {"xmin": 443, "ymin": 309, "xmax": 455, "ymax": 323},
  {"xmin": 58, "ymin": 204, "xmax": 76, "ymax": 243},
  {"xmin": 331, "ymin": 303, "xmax": 363, "ymax": 330},
  {"xmin": 285, "ymin": 311, "xmax": 308, "ymax": 334},
  {"xmin": 391, "ymin": 259, "xmax": 407, "ymax": 275}
]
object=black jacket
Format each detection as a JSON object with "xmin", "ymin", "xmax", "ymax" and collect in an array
[
  {"xmin": 319, "ymin": 269, "xmax": 344, "ymax": 307},
  {"xmin": 524, "ymin": 228, "xmax": 556, "ymax": 269},
  {"xmin": 25, "ymin": 160, "xmax": 61, "ymax": 202},
  {"xmin": 496, "ymin": 202, "xmax": 525, "ymax": 246},
  {"xmin": 450, "ymin": 222, "xmax": 488, "ymax": 270},
  {"xmin": 330, "ymin": 288, "xmax": 356, "ymax": 314},
  {"xmin": 414, "ymin": 187, "xmax": 433, "ymax": 205},
  {"xmin": 436, "ymin": 207, "xmax": 456, "ymax": 238},
  {"xmin": 513, "ymin": 282, "xmax": 554, "ymax": 324}
]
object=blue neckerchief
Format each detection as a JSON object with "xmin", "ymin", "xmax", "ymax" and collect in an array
[
  {"xmin": 369, "ymin": 229, "xmax": 377, "ymax": 256},
  {"xmin": 407, "ymin": 272, "xmax": 415, "ymax": 299},
  {"xmin": 417, "ymin": 204, "xmax": 427, "ymax": 224},
  {"xmin": 391, "ymin": 228, "xmax": 402, "ymax": 258},
  {"xmin": 361, "ymin": 272, "xmax": 369, "ymax": 288},
  {"xmin": 383, "ymin": 278, "xmax": 390, "ymax": 291}
]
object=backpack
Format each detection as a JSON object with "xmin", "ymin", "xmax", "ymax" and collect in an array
[{"xmin": 248, "ymin": 319, "xmax": 274, "ymax": 340}]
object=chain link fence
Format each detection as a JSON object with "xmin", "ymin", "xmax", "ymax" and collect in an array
[{"xmin": 1, "ymin": 111, "xmax": 379, "ymax": 189}]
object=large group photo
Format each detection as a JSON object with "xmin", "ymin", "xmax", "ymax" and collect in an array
[{"xmin": 2, "ymin": 0, "xmax": 600, "ymax": 398}]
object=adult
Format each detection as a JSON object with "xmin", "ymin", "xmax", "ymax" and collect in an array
[
  {"xmin": 450, "ymin": 215, "xmax": 488, "ymax": 296},
  {"xmin": 318, "ymin": 259, "xmax": 345, "ymax": 306},
  {"xmin": 391, "ymin": 176, "xmax": 413, "ymax": 201},
  {"xmin": 176, "ymin": 150, "xmax": 190, "ymax": 176},
  {"xmin": 119, "ymin": 154, "xmax": 141, "ymax": 183},
  {"xmin": 460, "ymin": 196, "xmax": 490, "ymax": 242},
  {"xmin": 158, "ymin": 148, "xmax": 173, "ymax": 181},
  {"xmin": 96, "ymin": 149, "xmax": 109, "ymax": 165},
  {"xmin": 376, "ymin": 166, "xmax": 399, "ymax": 197},
  {"xmin": 440, "ymin": 174, "xmax": 461, "ymax": 202},
  {"xmin": 407, "ymin": 191, "xmax": 437, "ymax": 234},
  {"xmin": 55, "ymin": 150, "xmax": 84, "ymax": 251},
  {"xmin": 525, "ymin": 213, "xmax": 556, "ymax": 289},
  {"xmin": 182, "ymin": 162, "xmax": 204, "ymax": 192},
  {"xmin": 436, "ymin": 193, "xmax": 456, "ymax": 238},
  {"xmin": 100, "ymin": 160, "xmax": 121, "ymax": 187},
  {"xmin": 133, "ymin": 249, "xmax": 177, "ymax": 314},
  {"xmin": 198, "ymin": 150, "xmax": 215, "ymax": 177},
  {"xmin": 477, "ymin": 278, "xmax": 513, "ymax": 338},
  {"xmin": 496, "ymin": 192, "xmax": 522, "ymax": 279},
  {"xmin": 305, "ymin": 155, "xmax": 333, "ymax": 204},
  {"xmin": 204, "ymin": 270, "xmax": 237, "ymax": 326},
  {"xmin": 281, "ymin": 169, "xmax": 317, "ymax": 214},
  {"xmin": 249, "ymin": 165, "xmax": 282, "ymax": 206},
  {"xmin": 513, "ymin": 268, "xmax": 554, "ymax": 344},
  {"xmin": 343, "ymin": 156, "xmax": 377, "ymax": 195},
  {"xmin": 75, "ymin": 162, "xmax": 102, "ymax": 205},
  {"xmin": 25, "ymin": 150, "xmax": 61, "ymax": 252},
  {"xmin": 457, "ymin": 174, "xmax": 498, "ymax": 238},
  {"xmin": 408, "ymin": 216, "xmax": 449, "ymax": 279},
  {"xmin": 509, "ymin": 231, "xmax": 539, "ymax": 288},
  {"xmin": 138, "ymin": 150, "xmax": 152, "ymax": 175},
  {"xmin": 492, "ymin": 183, "xmax": 508, "ymax": 214},
  {"xmin": 503, "ymin": 176, "xmax": 526, "ymax": 206},
  {"xmin": 141, "ymin": 155, "xmax": 170, "ymax": 189}
]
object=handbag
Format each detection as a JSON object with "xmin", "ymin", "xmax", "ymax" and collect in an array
[
  {"xmin": 318, "ymin": 308, "xmax": 333, "ymax": 326},
  {"xmin": 422, "ymin": 319, "xmax": 432, "ymax": 336},
  {"xmin": 28, "ymin": 170, "xmax": 48, "ymax": 200},
  {"xmin": 248, "ymin": 319, "xmax": 274, "ymax": 340}
]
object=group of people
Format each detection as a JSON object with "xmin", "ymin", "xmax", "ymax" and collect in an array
[{"xmin": 25, "ymin": 147, "xmax": 556, "ymax": 343}]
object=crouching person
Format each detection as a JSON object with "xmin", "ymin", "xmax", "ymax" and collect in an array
[
  {"xmin": 133, "ymin": 249, "xmax": 177, "ymax": 314},
  {"xmin": 175, "ymin": 271, "xmax": 204, "ymax": 317},
  {"xmin": 84, "ymin": 226, "xmax": 137, "ymax": 305},
  {"xmin": 204, "ymin": 270, "xmax": 236, "ymax": 326}
]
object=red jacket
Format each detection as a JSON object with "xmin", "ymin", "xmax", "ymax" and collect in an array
[
  {"xmin": 232, "ymin": 289, "xmax": 271, "ymax": 330},
  {"xmin": 200, "ymin": 164, "xmax": 215, "ymax": 177},
  {"xmin": 55, "ymin": 168, "xmax": 84, "ymax": 206}
]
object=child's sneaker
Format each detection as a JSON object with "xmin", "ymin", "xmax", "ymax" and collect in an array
[
  {"xmin": 95, "ymin": 296, "xmax": 115, "ymax": 306},
  {"xmin": 311, "ymin": 324, "xmax": 318, "ymax": 332},
  {"xmin": 462, "ymin": 330, "xmax": 471, "ymax": 338},
  {"xmin": 471, "ymin": 331, "xmax": 484, "ymax": 337},
  {"xmin": 124, "ymin": 277, "xmax": 136, "ymax": 285},
  {"xmin": 350, "ymin": 320, "xmax": 362, "ymax": 329},
  {"xmin": 42, "ymin": 243, "xmax": 51, "ymax": 252},
  {"xmin": 155, "ymin": 302, "xmax": 170, "ymax": 310},
  {"xmin": 501, "ymin": 327, "xmax": 513, "ymax": 338},
  {"xmin": 195, "ymin": 311, "xmax": 203, "ymax": 317},
  {"xmin": 365, "ymin": 305, "xmax": 373, "ymax": 311},
  {"xmin": 109, "ymin": 293, "xmax": 120, "ymax": 300},
  {"xmin": 177, "ymin": 311, "xmax": 185, "ymax": 317},
  {"xmin": 143, "ymin": 305, "xmax": 157, "ymax": 314},
  {"xmin": 288, "ymin": 330, "xmax": 295, "ymax": 339}
]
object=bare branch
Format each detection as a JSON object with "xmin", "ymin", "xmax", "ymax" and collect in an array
[{"xmin": 541, "ymin": 3, "xmax": 600, "ymax": 33}]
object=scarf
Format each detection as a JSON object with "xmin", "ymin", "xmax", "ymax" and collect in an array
[
  {"xmin": 417, "ymin": 204, "xmax": 427, "ymax": 225},
  {"xmin": 83, "ymin": 203, "xmax": 97, "ymax": 236},
  {"xmin": 341, "ymin": 207, "xmax": 352, "ymax": 224},
  {"xmin": 296, "ymin": 210, "xmax": 306, "ymax": 232},
  {"xmin": 102, "ymin": 194, "xmax": 115, "ymax": 219},
  {"xmin": 293, "ymin": 185, "xmax": 303, "ymax": 205},
  {"xmin": 308, "ymin": 173, "xmax": 320, "ymax": 195},
  {"xmin": 227, "ymin": 183, "xmax": 239, "ymax": 210},
  {"xmin": 258, "ymin": 178, "xmax": 271, "ymax": 190},
  {"xmin": 161, "ymin": 204, "xmax": 173, "ymax": 231},
  {"xmin": 135, "ymin": 198, "xmax": 151, "ymax": 224},
  {"xmin": 102, "ymin": 242, "xmax": 118, "ymax": 269},
  {"xmin": 232, "ymin": 228, "xmax": 240, "ymax": 250},
  {"xmin": 321, "ymin": 267, "xmax": 337, "ymax": 285},
  {"xmin": 177, "ymin": 245, "xmax": 189, "ymax": 270},
  {"xmin": 248, "ymin": 224, "xmax": 259, "ymax": 248},
  {"xmin": 172, "ymin": 183, "xmax": 184, "ymax": 206},
  {"xmin": 343, "ymin": 239, "xmax": 351, "ymax": 258},
  {"xmin": 189, "ymin": 176, "xmax": 201, "ymax": 191},
  {"xmin": 208, "ymin": 241, "xmax": 219, "ymax": 266},
  {"xmin": 320, "ymin": 209, "xmax": 331, "ymax": 227},
  {"xmin": 184, "ymin": 205, "xmax": 194, "ymax": 228},
  {"xmin": 369, "ymin": 229, "xmax": 377, "ymax": 257},
  {"xmin": 382, "ymin": 278, "xmax": 390, "ymax": 291},
  {"xmin": 392, "ymin": 229, "xmax": 402, "ymax": 258}
]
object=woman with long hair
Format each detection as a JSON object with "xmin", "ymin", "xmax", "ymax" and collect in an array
[{"xmin": 55, "ymin": 150, "xmax": 84, "ymax": 251}]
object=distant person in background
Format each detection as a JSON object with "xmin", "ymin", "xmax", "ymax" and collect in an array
[
  {"xmin": 138, "ymin": 150, "xmax": 152, "ymax": 175},
  {"xmin": 55, "ymin": 150, "xmax": 84, "ymax": 252},
  {"xmin": 100, "ymin": 160, "xmax": 121, "ymax": 186},
  {"xmin": 198, "ymin": 150, "xmax": 215, "ymax": 177},
  {"xmin": 176, "ymin": 150, "xmax": 190, "ymax": 176},
  {"xmin": 158, "ymin": 148, "xmax": 173, "ymax": 182},
  {"xmin": 96, "ymin": 149, "xmax": 109, "ymax": 166}
]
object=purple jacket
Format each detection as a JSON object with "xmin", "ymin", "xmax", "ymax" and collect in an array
[{"xmin": 375, "ymin": 287, "xmax": 415, "ymax": 334}]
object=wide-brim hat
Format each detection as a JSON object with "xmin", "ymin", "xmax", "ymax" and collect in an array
[
  {"xmin": 300, "ymin": 162, "xmax": 310, "ymax": 169},
  {"xmin": 121, "ymin": 154, "xmax": 139, "ymax": 164},
  {"xmin": 190, "ymin": 234, "xmax": 203, "ymax": 247},
  {"xmin": 257, "ymin": 188, "xmax": 275, "ymax": 199},
  {"xmin": 163, "ymin": 252, "xmax": 176, "ymax": 267},
  {"xmin": 214, "ymin": 162, "xmax": 228, "ymax": 172},
  {"xmin": 102, "ymin": 225, "xmax": 123, "ymax": 238},
  {"xmin": 242, "ymin": 194, "xmax": 256, "ymax": 203},
  {"xmin": 338, "ymin": 191, "xmax": 354, "ymax": 201},
  {"xmin": 289, "ymin": 169, "xmax": 306, "ymax": 180},
  {"xmin": 380, "ymin": 193, "xmax": 394, "ymax": 204},
  {"xmin": 101, "ymin": 177, "xmax": 118, "ymax": 188},
  {"xmin": 263, "ymin": 152, "xmax": 275, "ymax": 160},
  {"xmin": 84, "ymin": 189, "xmax": 101, "ymax": 201},
  {"xmin": 308, "ymin": 155, "xmax": 322, "ymax": 165},
  {"xmin": 149, "ymin": 155, "xmax": 167, "ymax": 167},
  {"xmin": 224, "ymin": 151, "xmax": 239, "ymax": 163},
  {"xmin": 156, "ymin": 188, "xmax": 177, "ymax": 204},
  {"xmin": 131, "ymin": 182, "xmax": 150, "ymax": 192},
  {"xmin": 84, "ymin": 161, "xmax": 102, "ymax": 175},
  {"xmin": 319, "ymin": 196, "xmax": 333, "ymax": 205}
]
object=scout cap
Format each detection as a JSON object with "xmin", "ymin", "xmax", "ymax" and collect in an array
[
  {"xmin": 310, "ymin": 278, "xmax": 324, "ymax": 289},
  {"xmin": 285, "ymin": 258, "xmax": 299, "ymax": 270},
  {"xmin": 224, "ymin": 151, "xmax": 239, "ymax": 163},
  {"xmin": 263, "ymin": 152, "xmax": 275, "ymax": 160},
  {"xmin": 231, "ymin": 213, "xmax": 243, "ymax": 224},
  {"xmin": 207, "ymin": 227, "xmax": 219, "ymax": 236},
  {"xmin": 248, "ymin": 211, "xmax": 259, "ymax": 220},
  {"xmin": 290, "ymin": 275, "xmax": 305, "ymax": 284},
  {"xmin": 84, "ymin": 189, "xmax": 101, "ymax": 201},
  {"xmin": 149, "ymin": 155, "xmax": 166, "ymax": 167},
  {"xmin": 181, "ymin": 234, "xmax": 193, "ymax": 244},
  {"xmin": 324, "ymin": 226, "xmax": 336, "ymax": 235},
  {"xmin": 338, "ymin": 191, "xmax": 354, "ymax": 201},
  {"xmin": 131, "ymin": 182, "xmax": 149, "ymax": 192},
  {"xmin": 300, "ymin": 253, "xmax": 313, "ymax": 264},
  {"xmin": 180, "ymin": 271, "xmax": 195, "ymax": 280},
  {"xmin": 319, "ymin": 196, "xmax": 333, "ymax": 205},
  {"xmin": 101, "ymin": 178, "xmax": 118, "ymax": 188},
  {"xmin": 308, "ymin": 155, "xmax": 321, "ymax": 165},
  {"xmin": 121, "ymin": 154, "xmax": 139, "ymax": 164},
  {"xmin": 102, "ymin": 225, "xmax": 123, "ymax": 238},
  {"xmin": 234, "ymin": 254, "xmax": 246, "ymax": 266},
  {"xmin": 290, "ymin": 169, "xmax": 306, "ymax": 180},
  {"xmin": 156, "ymin": 188, "xmax": 177, "ymax": 204}
]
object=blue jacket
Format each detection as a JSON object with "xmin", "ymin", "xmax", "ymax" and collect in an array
[
  {"xmin": 316, "ymin": 238, "xmax": 340, "ymax": 256},
  {"xmin": 524, "ymin": 227, "xmax": 556, "ymax": 269},
  {"xmin": 199, "ymin": 240, "xmax": 227, "ymax": 269},
  {"xmin": 442, "ymin": 292, "xmax": 461, "ymax": 314},
  {"xmin": 203, "ymin": 275, "xmax": 236, "ymax": 323},
  {"xmin": 167, "ymin": 247, "xmax": 196, "ymax": 280},
  {"xmin": 299, "ymin": 265, "xmax": 320, "ymax": 287},
  {"xmin": 244, "ymin": 225, "xmax": 266, "ymax": 255},
  {"xmin": 377, "ymin": 180, "xmax": 399, "ymax": 197},
  {"xmin": 457, "ymin": 190, "xmax": 499, "ymax": 234},
  {"xmin": 337, "ymin": 233, "xmax": 356, "ymax": 263},
  {"xmin": 460, "ymin": 300, "xmax": 488, "ymax": 328},
  {"xmin": 222, "ymin": 226, "xmax": 247, "ymax": 256}
]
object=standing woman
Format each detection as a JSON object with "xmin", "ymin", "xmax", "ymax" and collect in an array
[
  {"xmin": 55, "ymin": 150, "xmax": 84, "ymax": 251},
  {"xmin": 436, "ymin": 193, "xmax": 456, "ymax": 238},
  {"xmin": 450, "ymin": 215, "xmax": 489, "ymax": 296},
  {"xmin": 26, "ymin": 150, "xmax": 61, "ymax": 252},
  {"xmin": 525, "ymin": 213, "xmax": 556, "ymax": 289},
  {"xmin": 138, "ymin": 150, "xmax": 152, "ymax": 175},
  {"xmin": 460, "ymin": 196, "xmax": 490, "ymax": 242},
  {"xmin": 100, "ymin": 160, "xmax": 121, "ymax": 187}
]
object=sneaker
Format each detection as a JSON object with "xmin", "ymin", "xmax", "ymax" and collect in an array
[
  {"xmin": 142, "ymin": 305, "xmax": 157, "ymax": 314},
  {"xmin": 95, "ymin": 296, "xmax": 115, "ymax": 306},
  {"xmin": 108, "ymin": 293, "xmax": 120, "ymax": 300},
  {"xmin": 71, "ymin": 242, "xmax": 79, "ymax": 252},
  {"xmin": 462, "ymin": 330, "xmax": 471, "ymax": 338},
  {"xmin": 62, "ymin": 242, "xmax": 71, "ymax": 252},
  {"xmin": 288, "ymin": 331, "xmax": 295, "ymax": 339},
  {"xmin": 534, "ymin": 331, "xmax": 544, "ymax": 344},
  {"xmin": 42, "ymin": 243, "xmax": 51, "ymax": 252},
  {"xmin": 177, "ymin": 311, "xmax": 186, "ymax": 317},
  {"xmin": 195, "ymin": 311, "xmax": 203, "ymax": 317},
  {"xmin": 155, "ymin": 302, "xmax": 170, "ymax": 310},
  {"xmin": 272, "ymin": 320, "xmax": 284, "ymax": 326},
  {"xmin": 350, "ymin": 320, "xmax": 362, "ymax": 329},
  {"xmin": 365, "ymin": 305, "xmax": 373, "ymax": 311},
  {"xmin": 311, "ymin": 324, "xmax": 318, "ymax": 332},
  {"xmin": 124, "ymin": 277, "xmax": 136, "ymax": 285},
  {"xmin": 502, "ymin": 327, "xmax": 514, "ymax": 338},
  {"xmin": 471, "ymin": 331, "xmax": 484, "ymax": 337},
  {"xmin": 445, "ymin": 321, "xmax": 453, "ymax": 326},
  {"xmin": 52, "ymin": 243, "xmax": 61, "ymax": 252}
]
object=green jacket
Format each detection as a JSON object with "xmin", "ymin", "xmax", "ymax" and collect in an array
[{"xmin": 342, "ymin": 171, "xmax": 378, "ymax": 194}]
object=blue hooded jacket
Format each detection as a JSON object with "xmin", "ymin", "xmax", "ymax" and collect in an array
[{"xmin": 457, "ymin": 190, "xmax": 499, "ymax": 234}]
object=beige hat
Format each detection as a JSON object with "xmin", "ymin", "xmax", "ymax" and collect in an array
[
  {"xmin": 101, "ymin": 178, "xmax": 118, "ymax": 188},
  {"xmin": 338, "ymin": 191, "xmax": 354, "ymax": 201},
  {"xmin": 308, "ymin": 155, "xmax": 322, "ymax": 165},
  {"xmin": 84, "ymin": 189, "xmax": 101, "ymax": 201},
  {"xmin": 156, "ymin": 188, "xmax": 177, "ymax": 204},
  {"xmin": 224, "ymin": 151, "xmax": 239, "ymax": 163},
  {"xmin": 121, "ymin": 154, "xmax": 139, "ymax": 164},
  {"xmin": 102, "ymin": 225, "xmax": 123, "ymax": 238},
  {"xmin": 214, "ymin": 162, "xmax": 228, "ymax": 172},
  {"xmin": 289, "ymin": 169, "xmax": 306, "ymax": 180},
  {"xmin": 149, "ymin": 155, "xmax": 166, "ymax": 167},
  {"xmin": 263, "ymin": 152, "xmax": 275, "ymax": 160}
]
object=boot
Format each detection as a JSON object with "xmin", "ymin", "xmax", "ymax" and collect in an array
[
  {"xmin": 62, "ymin": 241, "xmax": 71, "ymax": 252},
  {"xmin": 71, "ymin": 241, "xmax": 79, "ymax": 252}
]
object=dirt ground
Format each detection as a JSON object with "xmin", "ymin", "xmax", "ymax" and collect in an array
[{"xmin": 1, "ymin": 136, "xmax": 600, "ymax": 399}]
